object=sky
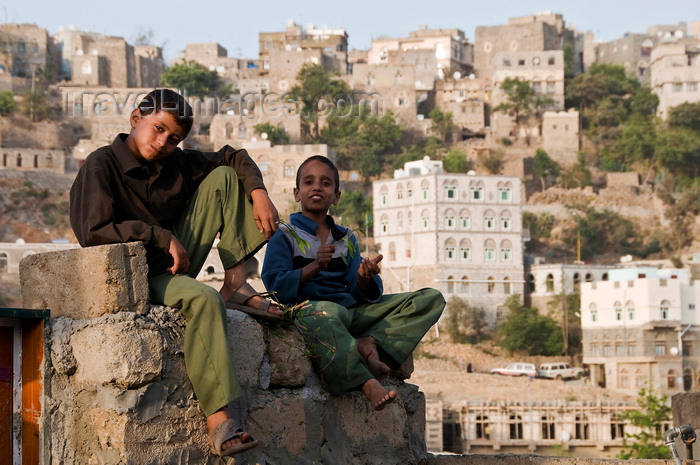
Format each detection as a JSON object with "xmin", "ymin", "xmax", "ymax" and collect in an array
[{"xmin": 2, "ymin": 0, "xmax": 698, "ymax": 63}]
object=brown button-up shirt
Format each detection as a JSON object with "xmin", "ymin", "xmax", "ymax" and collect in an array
[{"xmin": 70, "ymin": 134, "xmax": 266, "ymax": 276}]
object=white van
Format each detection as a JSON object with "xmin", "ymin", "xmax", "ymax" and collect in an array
[{"xmin": 538, "ymin": 362, "xmax": 584, "ymax": 380}]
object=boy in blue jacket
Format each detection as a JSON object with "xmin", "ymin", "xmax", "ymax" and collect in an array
[{"xmin": 262, "ymin": 155, "xmax": 445, "ymax": 410}]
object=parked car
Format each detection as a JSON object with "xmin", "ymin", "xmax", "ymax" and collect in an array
[
  {"xmin": 490, "ymin": 363, "xmax": 537, "ymax": 377},
  {"xmin": 538, "ymin": 362, "xmax": 585, "ymax": 380}
]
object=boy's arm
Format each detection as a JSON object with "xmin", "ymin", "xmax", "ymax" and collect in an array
[
  {"xmin": 69, "ymin": 156, "xmax": 172, "ymax": 251},
  {"xmin": 261, "ymin": 230, "xmax": 303, "ymax": 305}
]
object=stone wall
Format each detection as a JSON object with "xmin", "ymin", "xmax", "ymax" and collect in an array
[{"xmin": 19, "ymin": 242, "xmax": 428, "ymax": 464}]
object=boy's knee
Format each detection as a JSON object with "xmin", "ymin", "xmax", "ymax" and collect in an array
[
  {"xmin": 306, "ymin": 301, "xmax": 349, "ymax": 323},
  {"xmin": 203, "ymin": 166, "xmax": 238, "ymax": 187}
]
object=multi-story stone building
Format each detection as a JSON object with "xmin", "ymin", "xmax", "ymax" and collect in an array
[
  {"xmin": 427, "ymin": 399, "xmax": 644, "ymax": 457},
  {"xmin": 179, "ymin": 42, "xmax": 263, "ymax": 92},
  {"xmin": 434, "ymin": 75, "xmax": 490, "ymax": 137},
  {"xmin": 0, "ymin": 23, "xmax": 54, "ymax": 79},
  {"xmin": 53, "ymin": 28, "xmax": 163, "ymax": 87},
  {"xmin": 474, "ymin": 12, "xmax": 581, "ymax": 81},
  {"xmin": 1, "ymin": 148, "xmax": 66, "ymax": 174},
  {"xmin": 540, "ymin": 109, "xmax": 580, "ymax": 166},
  {"xmin": 490, "ymin": 49, "xmax": 565, "ymax": 139},
  {"xmin": 581, "ymin": 267, "xmax": 700, "ymax": 395},
  {"xmin": 649, "ymin": 38, "xmax": 700, "ymax": 119},
  {"xmin": 259, "ymin": 21, "xmax": 348, "ymax": 76},
  {"xmin": 367, "ymin": 26, "xmax": 473, "ymax": 80},
  {"xmin": 526, "ymin": 262, "xmax": 612, "ymax": 311},
  {"xmin": 372, "ymin": 156, "xmax": 524, "ymax": 321}
]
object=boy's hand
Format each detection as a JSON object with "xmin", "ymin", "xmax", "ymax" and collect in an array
[
  {"xmin": 316, "ymin": 244, "xmax": 335, "ymax": 269},
  {"xmin": 251, "ymin": 188, "xmax": 279, "ymax": 239},
  {"xmin": 167, "ymin": 236, "xmax": 190, "ymax": 274},
  {"xmin": 358, "ymin": 254, "xmax": 383, "ymax": 280}
]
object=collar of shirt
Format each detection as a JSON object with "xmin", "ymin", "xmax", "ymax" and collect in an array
[
  {"xmin": 111, "ymin": 134, "xmax": 162, "ymax": 178},
  {"xmin": 289, "ymin": 212, "xmax": 348, "ymax": 242}
]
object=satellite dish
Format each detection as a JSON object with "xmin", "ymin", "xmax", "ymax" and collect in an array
[
  {"xmin": 261, "ymin": 132, "xmax": 268, "ymax": 140},
  {"xmin": 453, "ymin": 71, "xmax": 461, "ymax": 80},
  {"xmin": 562, "ymin": 431, "xmax": 571, "ymax": 442},
  {"xmin": 670, "ymin": 347, "xmax": 679, "ymax": 355},
  {"xmin": 469, "ymin": 73, "xmax": 475, "ymax": 79}
]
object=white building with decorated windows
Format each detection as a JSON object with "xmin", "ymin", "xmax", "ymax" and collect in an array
[
  {"xmin": 372, "ymin": 157, "xmax": 524, "ymax": 324},
  {"xmin": 581, "ymin": 266, "xmax": 700, "ymax": 395}
]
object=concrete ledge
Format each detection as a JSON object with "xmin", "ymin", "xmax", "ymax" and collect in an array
[
  {"xmin": 20, "ymin": 242, "xmax": 149, "ymax": 318},
  {"xmin": 427, "ymin": 455, "xmax": 677, "ymax": 464}
]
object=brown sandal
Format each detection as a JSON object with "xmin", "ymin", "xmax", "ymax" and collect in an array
[{"xmin": 225, "ymin": 283, "xmax": 284, "ymax": 322}]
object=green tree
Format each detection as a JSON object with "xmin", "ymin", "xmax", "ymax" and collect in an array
[
  {"xmin": 493, "ymin": 77, "xmax": 554, "ymax": 145},
  {"xmin": 288, "ymin": 63, "xmax": 352, "ymax": 141},
  {"xmin": 253, "ymin": 122, "xmax": 290, "ymax": 146},
  {"xmin": 560, "ymin": 152, "xmax": 592, "ymax": 189},
  {"xmin": 443, "ymin": 149, "xmax": 469, "ymax": 173},
  {"xmin": 495, "ymin": 295, "xmax": 564, "ymax": 355},
  {"xmin": 321, "ymin": 111, "xmax": 402, "ymax": 182},
  {"xmin": 532, "ymin": 149, "xmax": 561, "ymax": 191},
  {"xmin": 0, "ymin": 90, "xmax": 16, "ymax": 116},
  {"xmin": 330, "ymin": 189, "xmax": 372, "ymax": 232},
  {"xmin": 655, "ymin": 127, "xmax": 700, "ymax": 186},
  {"xmin": 444, "ymin": 296, "xmax": 487, "ymax": 344},
  {"xmin": 601, "ymin": 115, "xmax": 657, "ymax": 173},
  {"xmin": 479, "ymin": 149, "xmax": 504, "ymax": 174},
  {"xmin": 547, "ymin": 292, "xmax": 581, "ymax": 356},
  {"xmin": 391, "ymin": 137, "xmax": 445, "ymax": 170},
  {"xmin": 428, "ymin": 107, "xmax": 457, "ymax": 143},
  {"xmin": 617, "ymin": 389, "xmax": 671, "ymax": 459},
  {"xmin": 159, "ymin": 60, "xmax": 230, "ymax": 98},
  {"xmin": 668, "ymin": 101, "xmax": 700, "ymax": 131},
  {"xmin": 657, "ymin": 182, "xmax": 700, "ymax": 256}
]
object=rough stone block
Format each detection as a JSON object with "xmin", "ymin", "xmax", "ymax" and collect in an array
[
  {"xmin": 20, "ymin": 242, "xmax": 149, "ymax": 318},
  {"xmin": 265, "ymin": 323, "xmax": 313, "ymax": 387},
  {"xmin": 71, "ymin": 318, "xmax": 163, "ymax": 388}
]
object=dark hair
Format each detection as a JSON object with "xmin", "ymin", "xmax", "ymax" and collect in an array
[
  {"xmin": 137, "ymin": 89, "xmax": 194, "ymax": 136},
  {"xmin": 296, "ymin": 155, "xmax": 340, "ymax": 193}
]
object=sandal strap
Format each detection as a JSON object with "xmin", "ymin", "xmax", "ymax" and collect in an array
[{"xmin": 227, "ymin": 283, "xmax": 259, "ymax": 306}]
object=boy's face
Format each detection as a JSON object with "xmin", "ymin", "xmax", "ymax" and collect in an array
[
  {"xmin": 125, "ymin": 109, "xmax": 187, "ymax": 163},
  {"xmin": 294, "ymin": 160, "xmax": 341, "ymax": 215}
]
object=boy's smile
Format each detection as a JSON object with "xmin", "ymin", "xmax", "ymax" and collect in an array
[{"xmin": 126, "ymin": 110, "xmax": 186, "ymax": 164}]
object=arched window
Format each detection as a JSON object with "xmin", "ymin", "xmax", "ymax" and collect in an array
[
  {"xmin": 421, "ymin": 209, "xmax": 430, "ymax": 230},
  {"xmin": 541, "ymin": 413, "xmax": 555, "ymax": 439},
  {"xmin": 628, "ymin": 337, "xmax": 636, "ymax": 356},
  {"xmin": 545, "ymin": 274, "xmax": 554, "ymax": 292},
  {"xmin": 237, "ymin": 123, "xmax": 247, "ymax": 139},
  {"xmin": 444, "ymin": 238, "xmax": 456, "ymax": 260},
  {"xmin": 620, "ymin": 369, "xmax": 629, "ymax": 388},
  {"xmin": 380, "ymin": 214, "xmax": 389, "ymax": 234},
  {"xmin": 500, "ymin": 210, "xmax": 512, "ymax": 230},
  {"xmin": 447, "ymin": 275, "xmax": 454, "ymax": 294},
  {"xmin": 487, "ymin": 276, "xmax": 495, "ymax": 293},
  {"xmin": 388, "ymin": 242, "xmax": 396, "ymax": 261},
  {"xmin": 500, "ymin": 239, "xmax": 512, "ymax": 261},
  {"xmin": 614, "ymin": 301, "xmax": 622, "ymax": 321},
  {"xmin": 380, "ymin": 185, "xmax": 389, "ymax": 205},
  {"xmin": 484, "ymin": 210, "xmax": 496, "ymax": 230},
  {"xmin": 461, "ymin": 276, "xmax": 469, "ymax": 293},
  {"xmin": 421, "ymin": 179, "xmax": 430, "ymax": 199},
  {"xmin": 667, "ymin": 370, "xmax": 677, "ymax": 389},
  {"xmin": 635, "ymin": 369, "xmax": 645, "ymax": 388},
  {"xmin": 575, "ymin": 414, "xmax": 589, "ymax": 440},
  {"xmin": 459, "ymin": 209, "xmax": 471, "ymax": 229},
  {"xmin": 459, "ymin": 238, "xmax": 471, "ymax": 261},
  {"xmin": 660, "ymin": 300, "xmax": 670, "ymax": 320},
  {"xmin": 0, "ymin": 252, "xmax": 7, "ymax": 272},
  {"xmin": 257, "ymin": 155, "xmax": 269, "ymax": 173},
  {"xmin": 589, "ymin": 303, "xmax": 598, "ymax": 322},
  {"xmin": 626, "ymin": 300, "xmax": 635, "ymax": 320},
  {"xmin": 444, "ymin": 208, "xmax": 456, "ymax": 229},
  {"xmin": 484, "ymin": 239, "xmax": 496, "ymax": 261},
  {"xmin": 503, "ymin": 277, "xmax": 511, "ymax": 295},
  {"xmin": 396, "ymin": 183, "xmax": 404, "ymax": 200}
]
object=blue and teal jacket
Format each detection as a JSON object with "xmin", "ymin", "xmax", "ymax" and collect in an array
[{"xmin": 261, "ymin": 212, "xmax": 383, "ymax": 307}]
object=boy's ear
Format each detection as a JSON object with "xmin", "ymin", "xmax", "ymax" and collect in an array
[
  {"xmin": 333, "ymin": 191, "xmax": 341, "ymax": 206},
  {"xmin": 293, "ymin": 187, "xmax": 300, "ymax": 202},
  {"xmin": 129, "ymin": 108, "xmax": 142, "ymax": 128}
]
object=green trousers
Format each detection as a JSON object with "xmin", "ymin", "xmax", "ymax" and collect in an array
[
  {"xmin": 148, "ymin": 166, "xmax": 265, "ymax": 416},
  {"xmin": 300, "ymin": 288, "xmax": 445, "ymax": 395}
]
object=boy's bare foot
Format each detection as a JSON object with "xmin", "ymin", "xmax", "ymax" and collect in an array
[
  {"xmin": 357, "ymin": 337, "xmax": 391, "ymax": 379},
  {"xmin": 362, "ymin": 379, "xmax": 397, "ymax": 411}
]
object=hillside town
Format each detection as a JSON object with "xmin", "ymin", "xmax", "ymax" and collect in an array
[{"xmin": 0, "ymin": 11, "xmax": 699, "ymax": 462}]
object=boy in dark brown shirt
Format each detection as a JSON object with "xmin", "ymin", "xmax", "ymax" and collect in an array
[{"xmin": 70, "ymin": 89, "xmax": 281, "ymax": 457}]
